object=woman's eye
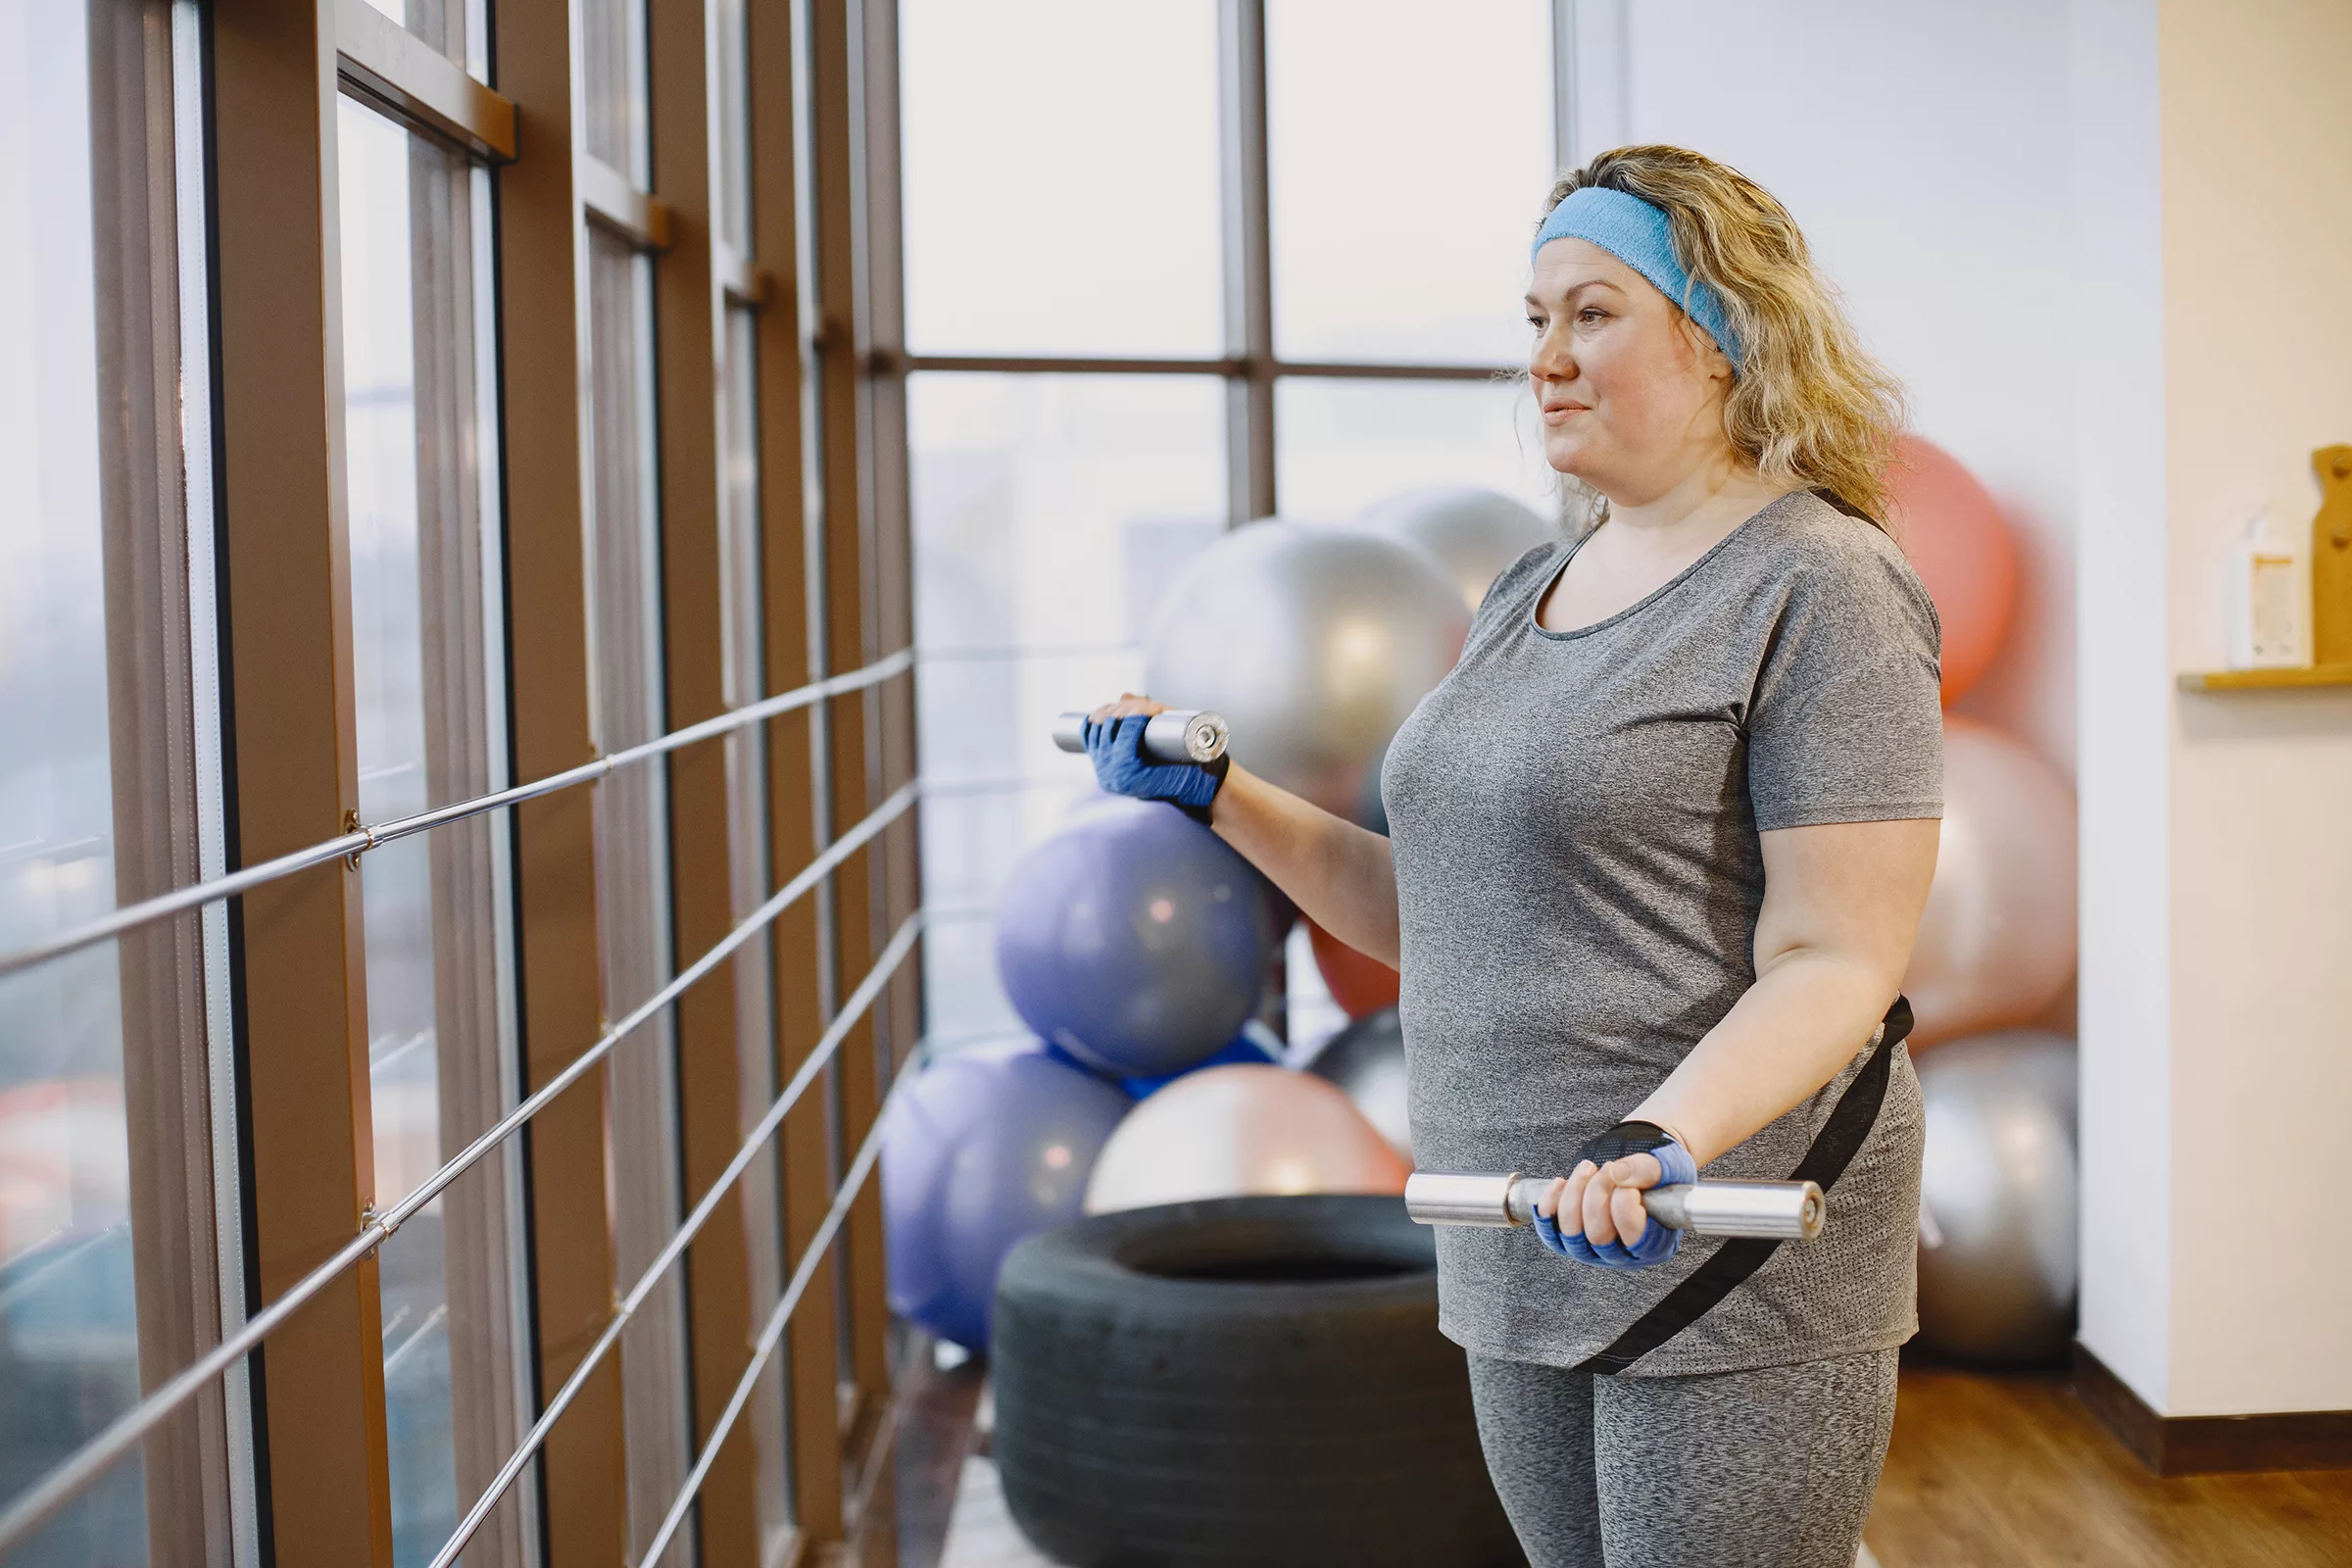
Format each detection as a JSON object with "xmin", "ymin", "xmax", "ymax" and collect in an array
[
  {"xmin": 1526, "ymin": 316, "xmax": 1545, "ymax": 332},
  {"xmin": 1578, "ymin": 308, "xmax": 1608, "ymax": 324}
]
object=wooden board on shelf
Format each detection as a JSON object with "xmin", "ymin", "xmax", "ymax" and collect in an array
[
  {"xmin": 2178, "ymin": 664, "xmax": 2352, "ymax": 691},
  {"xmin": 2313, "ymin": 444, "xmax": 2352, "ymax": 666}
]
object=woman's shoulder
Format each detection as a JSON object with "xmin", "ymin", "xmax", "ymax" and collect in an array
[
  {"xmin": 1481, "ymin": 535, "xmax": 1570, "ymax": 610},
  {"xmin": 1743, "ymin": 490, "xmax": 1939, "ymax": 624},
  {"xmin": 1466, "ymin": 535, "xmax": 1570, "ymax": 631}
]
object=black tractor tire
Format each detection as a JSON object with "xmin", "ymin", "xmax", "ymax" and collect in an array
[{"xmin": 992, "ymin": 1194, "xmax": 1524, "ymax": 1567}]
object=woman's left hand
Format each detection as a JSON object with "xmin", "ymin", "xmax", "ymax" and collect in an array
[{"xmin": 1529, "ymin": 1136, "xmax": 1699, "ymax": 1270}]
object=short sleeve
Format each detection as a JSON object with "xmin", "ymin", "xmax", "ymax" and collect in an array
[
  {"xmin": 1745, "ymin": 532, "xmax": 1944, "ymax": 831},
  {"xmin": 1459, "ymin": 541, "xmax": 1565, "ymax": 662}
]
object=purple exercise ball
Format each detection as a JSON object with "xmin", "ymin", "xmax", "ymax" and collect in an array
[
  {"xmin": 994, "ymin": 800, "xmax": 1276, "ymax": 1078},
  {"xmin": 881, "ymin": 1046, "xmax": 1132, "ymax": 1350}
]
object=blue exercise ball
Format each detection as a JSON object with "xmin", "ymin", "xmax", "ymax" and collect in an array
[
  {"xmin": 1258, "ymin": 874, "xmax": 1299, "ymax": 940},
  {"xmin": 995, "ymin": 799, "xmax": 1276, "ymax": 1078},
  {"xmin": 881, "ymin": 1046, "xmax": 1132, "ymax": 1350},
  {"xmin": 1119, "ymin": 1024, "xmax": 1281, "ymax": 1101}
]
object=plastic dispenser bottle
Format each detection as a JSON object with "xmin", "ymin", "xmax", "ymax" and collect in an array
[{"xmin": 2227, "ymin": 508, "xmax": 2302, "ymax": 669}]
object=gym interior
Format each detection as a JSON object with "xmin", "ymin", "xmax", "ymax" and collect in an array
[{"xmin": 1, "ymin": 2, "xmax": 2346, "ymax": 1566}]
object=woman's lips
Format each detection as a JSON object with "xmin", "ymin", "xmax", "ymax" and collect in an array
[{"xmin": 1541, "ymin": 402, "xmax": 1590, "ymax": 422}]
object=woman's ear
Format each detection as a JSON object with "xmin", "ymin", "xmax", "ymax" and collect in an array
[
  {"xmin": 1673, "ymin": 312, "xmax": 1732, "ymax": 384},
  {"xmin": 1697, "ymin": 324, "xmax": 1736, "ymax": 384}
]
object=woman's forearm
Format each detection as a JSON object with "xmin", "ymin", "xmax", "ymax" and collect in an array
[
  {"xmin": 1209, "ymin": 763, "xmax": 1401, "ymax": 965},
  {"xmin": 1628, "ymin": 947, "xmax": 1897, "ymax": 1167}
]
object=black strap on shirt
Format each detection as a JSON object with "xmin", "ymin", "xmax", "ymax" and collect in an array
[{"xmin": 1572, "ymin": 996, "xmax": 1912, "ymax": 1376}]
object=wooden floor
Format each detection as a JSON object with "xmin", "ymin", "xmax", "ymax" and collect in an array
[
  {"xmin": 845, "ymin": 1346, "xmax": 2352, "ymax": 1568},
  {"xmin": 821, "ymin": 1340, "xmax": 986, "ymax": 1568},
  {"xmin": 1870, "ymin": 1364, "xmax": 2352, "ymax": 1567}
]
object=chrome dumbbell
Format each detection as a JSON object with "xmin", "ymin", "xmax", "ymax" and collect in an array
[
  {"xmin": 1405, "ymin": 1172, "xmax": 1826, "ymax": 1242},
  {"xmin": 1051, "ymin": 709, "xmax": 1230, "ymax": 765}
]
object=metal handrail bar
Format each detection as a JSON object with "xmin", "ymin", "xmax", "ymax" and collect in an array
[
  {"xmin": 638, "ymin": 1064, "xmax": 906, "ymax": 1567},
  {"xmin": 0, "ymin": 648, "xmax": 913, "ymax": 980},
  {"xmin": 426, "ymin": 911, "xmax": 924, "ymax": 1568},
  {"xmin": 0, "ymin": 1201, "xmax": 376, "ymax": 1550},
  {"xmin": 917, "ymin": 773, "xmax": 1084, "ymax": 798},
  {"xmin": 914, "ymin": 639, "xmax": 1138, "ymax": 662},
  {"xmin": 375, "ymin": 778, "xmax": 912, "ymax": 1239},
  {"xmin": 0, "ymin": 781, "xmax": 919, "ymax": 1556}
]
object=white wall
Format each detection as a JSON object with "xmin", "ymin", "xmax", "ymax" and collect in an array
[
  {"xmin": 1584, "ymin": 0, "xmax": 2080, "ymax": 775},
  {"xmin": 2154, "ymin": 0, "xmax": 2352, "ymax": 1417},
  {"xmin": 2069, "ymin": 0, "xmax": 2174, "ymax": 1413},
  {"xmin": 1583, "ymin": 0, "xmax": 2352, "ymax": 1419}
]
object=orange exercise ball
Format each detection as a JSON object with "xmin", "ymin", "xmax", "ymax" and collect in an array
[
  {"xmin": 1082, "ymin": 1065, "xmax": 1409, "ymax": 1214},
  {"xmin": 1307, "ymin": 919, "xmax": 1401, "ymax": 1019},
  {"xmin": 1885, "ymin": 435, "xmax": 2019, "ymax": 705},
  {"xmin": 1903, "ymin": 717, "xmax": 2077, "ymax": 1047}
]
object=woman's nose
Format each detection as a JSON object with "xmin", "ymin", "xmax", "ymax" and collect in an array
[{"xmin": 1529, "ymin": 324, "xmax": 1575, "ymax": 383}]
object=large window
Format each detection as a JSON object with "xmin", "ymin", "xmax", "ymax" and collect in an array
[
  {"xmin": 587, "ymin": 219, "xmax": 697, "ymax": 1568},
  {"xmin": 336, "ymin": 87, "xmax": 533, "ymax": 1568},
  {"xmin": 898, "ymin": 2, "xmax": 1223, "ymax": 359},
  {"xmin": 580, "ymin": 7, "xmax": 697, "ymax": 1556},
  {"xmin": 0, "ymin": 0, "xmax": 924, "ymax": 1557},
  {"xmin": 910, "ymin": 374, "xmax": 1230, "ymax": 1048},
  {"xmin": 0, "ymin": 1, "xmax": 245, "ymax": 1562},
  {"xmin": 900, "ymin": 0, "xmax": 1563, "ymax": 1049},
  {"xmin": 1265, "ymin": 0, "xmax": 1555, "ymax": 368}
]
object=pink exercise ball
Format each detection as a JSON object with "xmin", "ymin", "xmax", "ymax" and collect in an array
[
  {"xmin": 1904, "ymin": 717, "xmax": 2077, "ymax": 1047},
  {"xmin": 1307, "ymin": 918, "xmax": 1400, "ymax": 1020},
  {"xmin": 1082, "ymin": 1065, "xmax": 1410, "ymax": 1214},
  {"xmin": 1885, "ymin": 435, "xmax": 2019, "ymax": 705}
]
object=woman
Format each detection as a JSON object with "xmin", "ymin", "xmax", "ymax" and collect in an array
[{"xmin": 1086, "ymin": 144, "xmax": 1940, "ymax": 1568}]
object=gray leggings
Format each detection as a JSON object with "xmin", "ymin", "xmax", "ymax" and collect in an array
[{"xmin": 1466, "ymin": 1349, "xmax": 1897, "ymax": 1568}]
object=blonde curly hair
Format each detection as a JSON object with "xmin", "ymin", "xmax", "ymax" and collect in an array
[{"xmin": 1541, "ymin": 145, "xmax": 1905, "ymax": 525}]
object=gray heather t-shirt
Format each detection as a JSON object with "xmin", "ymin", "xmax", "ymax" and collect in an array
[{"xmin": 1381, "ymin": 490, "xmax": 1943, "ymax": 1376}]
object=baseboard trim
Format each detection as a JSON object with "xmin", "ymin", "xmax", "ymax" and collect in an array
[{"xmin": 2073, "ymin": 1344, "xmax": 2352, "ymax": 1475}]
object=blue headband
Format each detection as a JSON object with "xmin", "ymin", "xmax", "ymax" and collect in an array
[{"xmin": 1532, "ymin": 186, "xmax": 1741, "ymax": 370}]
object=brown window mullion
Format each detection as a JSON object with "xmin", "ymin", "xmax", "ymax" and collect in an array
[
  {"xmin": 806, "ymin": 0, "xmax": 897, "ymax": 1452},
  {"xmin": 648, "ymin": 0, "xmax": 777, "ymax": 1559},
  {"xmin": 750, "ymin": 0, "xmax": 849, "ymax": 1544},
  {"xmin": 488, "ymin": 1, "xmax": 632, "ymax": 1563},
  {"xmin": 208, "ymin": 1, "xmax": 394, "ymax": 1560}
]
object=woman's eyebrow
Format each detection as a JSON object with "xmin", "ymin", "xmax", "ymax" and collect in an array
[{"xmin": 1526, "ymin": 277, "xmax": 1625, "ymax": 310}]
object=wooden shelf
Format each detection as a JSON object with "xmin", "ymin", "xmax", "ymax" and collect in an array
[{"xmin": 2177, "ymin": 664, "xmax": 2352, "ymax": 691}]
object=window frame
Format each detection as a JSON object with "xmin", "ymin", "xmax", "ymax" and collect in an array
[
  {"xmin": 190, "ymin": 0, "xmax": 920, "ymax": 1561},
  {"xmin": 883, "ymin": 0, "xmax": 1578, "ymax": 527}
]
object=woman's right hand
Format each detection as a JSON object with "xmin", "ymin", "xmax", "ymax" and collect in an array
[
  {"xmin": 1085, "ymin": 692, "xmax": 1168, "ymax": 728},
  {"xmin": 1082, "ymin": 694, "xmax": 1403, "ymax": 970},
  {"xmin": 1081, "ymin": 693, "xmax": 1228, "ymax": 819},
  {"xmin": 1528, "ymin": 1130, "xmax": 1698, "ymax": 1270}
]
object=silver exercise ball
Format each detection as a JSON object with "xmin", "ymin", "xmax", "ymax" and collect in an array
[
  {"xmin": 1303, "ymin": 1007, "xmax": 1412, "ymax": 1162},
  {"xmin": 1143, "ymin": 521, "xmax": 1468, "ymax": 827},
  {"xmin": 1358, "ymin": 485, "xmax": 1558, "ymax": 613},
  {"xmin": 1915, "ymin": 1030, "xmax": 2078, "ymax": 1363}
]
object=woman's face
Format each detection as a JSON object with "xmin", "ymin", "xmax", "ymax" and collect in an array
[{"xmin": 1525, "ymin": 237, "xmax": 1736, "ymax": 506}]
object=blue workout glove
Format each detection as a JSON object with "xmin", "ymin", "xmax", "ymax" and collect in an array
[
  {"xmin": 1083, "ymin": 713, "xmax": 1229, "ymax": 825},
  {"xmin": 1530, "ymin": 1121, "xmax": 1699, "ymax": 1270}
]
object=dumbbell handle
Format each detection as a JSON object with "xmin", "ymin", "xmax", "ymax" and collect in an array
[
  {"xmin": 1404, "ymin": 1172, "xmax": 1826, "ymax": 1242},
  {"xmin": 1051, "ymin": 709, "xmax": 1230, "ymax": 765}
]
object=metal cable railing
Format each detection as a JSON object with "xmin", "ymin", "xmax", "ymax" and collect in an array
[
  {"xmin": 639, "ymin": 1061, "xmax": 906, "ymax": 1567},
  {"xmin": 0, "ymin": 816, "xmax": 920, "ymax": 1554},
  {"xmin": 0, "ymin": 648, "xmax": 912, "ymax": 981},
  {"xmin": 427, "ymin": 911, "xmax": 924, "ymax": 1568},
  {"xmin": 0, "ymin": 649, "xmax": 924, "ymax": 1555}
]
